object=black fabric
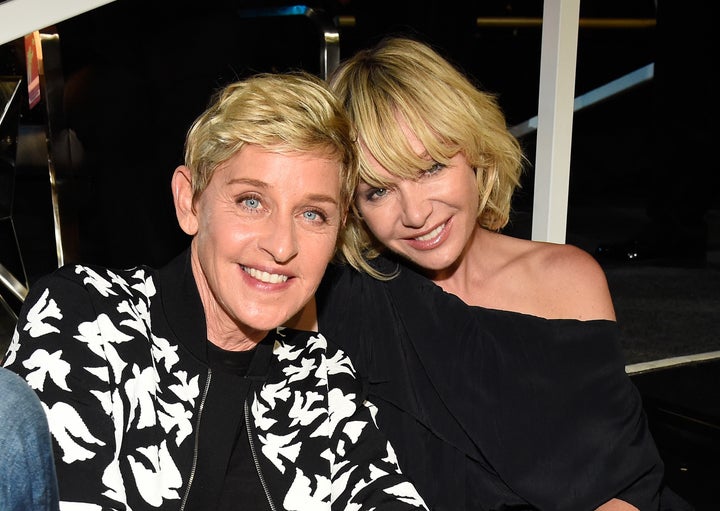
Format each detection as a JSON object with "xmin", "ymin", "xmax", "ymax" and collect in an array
[
  {"xmin": 207, "ymin": 341, "xmax": 255, "ymax": 376},
  {"xmin": 316, "ymin": 257, "xmax": 665, "ymax": 510},
  {"xmin": 158, "ymin": 251, "xmax": 273, "ymax": 510},
  {"xmin": 206, "ymin": 342, "xmax": 271, "ymax": 511}
]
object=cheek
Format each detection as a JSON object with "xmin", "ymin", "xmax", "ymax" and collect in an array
[{"xmin": 358, "ymin": 204, "xmax": 391, "ymax": 236}]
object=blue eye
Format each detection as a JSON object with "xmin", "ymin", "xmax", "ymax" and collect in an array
[
  {"xmin": 368, "ymin": 188, "xmax": 388, "ymax": 200},
  {"xmin": 303, "ymin": 210, "xmax": 328, "ymax": 222},
  {"xmin": 242, "ymin": 197, "xmax": 261, "ymax": 209},
  {"xmin": 424, "ymin": 162, "xmax": 445, "ymax": 176}
]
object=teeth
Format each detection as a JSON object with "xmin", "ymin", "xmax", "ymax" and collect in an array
[
  {"xmin": 243, "ymin": 267, "xmax": 288, "ymax": 284},
  {"xmin": 415, "ymin": 223, "xmax": 445, "ymax": 242}
]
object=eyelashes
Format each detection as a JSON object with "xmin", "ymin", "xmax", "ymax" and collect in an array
[
  {"xmin": 360, "ymin": 161, "xmax": 446, "ymax": 202},
  {"xmin": 236, "ymin": 194, "xmax": 330, "ymax": 224}
]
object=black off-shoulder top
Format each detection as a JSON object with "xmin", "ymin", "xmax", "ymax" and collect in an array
[{"xmin": 316, "ymin": 256, "xmax": 664, "ymax": 511}]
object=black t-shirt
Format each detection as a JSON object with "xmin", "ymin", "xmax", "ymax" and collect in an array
[{"xmin": 207, "ymin": 341, "xmax": 272, "ymax": 511}]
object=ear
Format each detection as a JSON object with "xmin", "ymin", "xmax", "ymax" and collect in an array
[{"xmin": 172, "ymin": 166, "xmax": 199, "ymax": 236}]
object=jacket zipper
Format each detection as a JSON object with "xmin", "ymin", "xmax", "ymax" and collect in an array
[
  {"xmin": 179, "ymin": 368, "xmax": 212, "ymax": 511},
  {"xmin": 245, "ymin": 399, "xmax": 277, "ymax": 511}
]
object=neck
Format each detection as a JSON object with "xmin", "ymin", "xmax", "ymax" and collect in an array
[
  {"xmin": 426, "ymin": 225, "xmax": 490, "ymax": 299},
  {"xmin": 189, "ymin": 246, "xmax": 267, "ymax": 351}
]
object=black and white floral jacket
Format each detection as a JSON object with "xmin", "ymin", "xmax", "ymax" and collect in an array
[{"xmin": 3, "ymin": 251, "xmax": 427, "ymax": 511}]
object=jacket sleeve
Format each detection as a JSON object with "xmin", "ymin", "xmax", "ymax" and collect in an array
[
  {"xmin": 3, "ymin": 268, "xmax": 130, "ymax": 510},
  {"xmin": 325, "ymin": 344, "xmax": 429, "ymax": 511}
]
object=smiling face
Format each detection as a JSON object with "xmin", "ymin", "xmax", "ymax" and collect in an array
[
  {"xmin": 355, "ymin": 123, "xmax": 479, "ymax": 276},
  {"xmin": 173, "ymin": 144, "xmax": 343, "ymax": 347}
]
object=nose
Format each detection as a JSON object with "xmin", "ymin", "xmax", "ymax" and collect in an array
[
  {"xmin": 259, "ymin": 214, "xmax": 299, "ymax": 264},
  {"xmin": 398, "ymin": 184, "xmax": 432, "ymax": 229}
]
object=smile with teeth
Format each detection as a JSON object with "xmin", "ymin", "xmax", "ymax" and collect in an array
[
  {"xmin": 243, "ymin": 266, "xmax": 289, "ymax": 284},
  {"xmin": 414, "ymin": 223, "xmax": 445, "ymax": 242}
]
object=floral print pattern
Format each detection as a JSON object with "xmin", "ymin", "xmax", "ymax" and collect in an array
[{"xmin": 4, "ymin": 262, "xmax": 427, "ymax": 511}]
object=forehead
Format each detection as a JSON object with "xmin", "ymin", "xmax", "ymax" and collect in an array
[
  {"xmin": 210, "ymin": 145, "xmax": 342, "ymax": 199},
  {"xmin": 359, "ymin": 116, "xmax": 432, "ymax": 184},
  {"xmin": 397, "ymin": 117, "xmax": 426, "ymax": 155}
]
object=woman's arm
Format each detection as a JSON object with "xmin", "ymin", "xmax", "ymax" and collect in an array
[{"xmin": 4, "ymin": 268, "xmax": 127, "ymax": 508}]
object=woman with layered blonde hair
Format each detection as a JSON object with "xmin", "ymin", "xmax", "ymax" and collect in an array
[{"xmin": 293, "ymin": 37, "xmax": 671, "ymax": 511}]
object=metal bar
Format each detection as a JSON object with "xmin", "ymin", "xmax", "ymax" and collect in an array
[
  {"xmin": 0, "ymin": 262, "xmax": 28, "ymax": 302},
  {"xmin": 626, "ymin": 351, "xmax": 720, "ymax": 375},
  {"xmin": 237, "ymin": 5, "xmax": 340, "ymax": 79},
  {"xmin": 335, "ymin": 16, "xmax": 655, "ymax": 29},
  {"xmin": 510, "ymin": 63, "xmax": 655, "ymax": 138},
  {"xmin": 476, "ymin": 17, "xmax": 656, "ymax": 29},
  {"xmin": 304, "ymin": 7, "xmax": 340, "ymax": 79},
  {"xmin": 0, "ymin": 290, "xmax": 19, "ymax": 323}
]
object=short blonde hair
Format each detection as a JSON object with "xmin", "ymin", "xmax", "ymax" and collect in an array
[
  {"xmin": 329, "ymin": 38, "xmax": 524, "ymax": 277},
  {"xmin": 184, "ymin": 72, "xmax": 358, "ymax": 224}
]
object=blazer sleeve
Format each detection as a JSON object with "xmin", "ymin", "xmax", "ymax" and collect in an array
[
  {"xmin": 3, "ymin": 268, "xmax": 128, "ymax": 509},
  {"xmin": 324, "ymin": 342, "xmax": 429, "ymax": 511}
]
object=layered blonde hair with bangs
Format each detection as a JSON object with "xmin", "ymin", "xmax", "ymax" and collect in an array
[
  {"xmin": 184, "ymin": 72, "xmax": 358, "ymax": 232},
  {"xmin": 329, "ymin": 37, "xmax": 524, "ymax": 278}
]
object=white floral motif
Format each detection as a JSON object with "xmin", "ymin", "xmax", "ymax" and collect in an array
[
  {"xmin": 252, "ymin": 398, "xmax": 278, "ymax": 431},
  {"xmin": 128, "ymin": 440, "xmax": 183, "ymax": 507},
  {"xmin": 89, "ymin": 388, "xmax": 112, "ymax": 415},
  {"xmin": 75, "ymin": 266, "xmax": 118, "ymax": 297},
  {"xmin": 341, "ymin": 421, "xmax": 367, "ymax": 444},
  {"xmin": 259, "ymin": 430, "xmax": 302, "ymax": 473},
  {"xmin": 273, "ymin": 339, "xmax": 304, "ymax": 362},
  {"xmin": 108, "ymin": 387, "xmax": 127, "ymax": 477},
  {"xmin": 100, "ymin": 456, "xmax": 127, "ymax": 507},
  {"xmin": 152, "ymin": 334, "xmax": 180, "ymax": 373},
  {"xmin": 327, "ymin": 387, "xmax": 356, "ymax": 438},
  {"xmin": 74, "ymin": 314, "xmax": 131, "ymax": 385},
  {"xmin": 306, "ymin": 333, "xmax": 327, "ymax": 352},
  {"xmin": 157, "ymin": 398, "xmax": 193, "ymax": 446},
  {"xmin": 23, "ymin": 348, "xmax": 71, "ymax": 391},
  {"xmin": 283, "ymin": 468, "xmax": 331, "ymax": 509},
  {"xmin": 23, "ymin": 288, "xmax": 62, "ymax": 338},
  {"xmin": 107, "ymin": 269, "xmax": 133, "ymax": 296},
  {"xmin": 258, "ymin": 380, "xmax": 292, "ymax": 409},
  {"xmin": 125, "ymin": 364, "xmax": 158, "ymax": 429},
  {"xmin": 44, "ymin": 401, "xmax": 106, "ymax": 463},
  {"xmin": 382, "ymin": 482, "xmax": 428, "ymax": 507},
  {"xmin": 129, "ymin": 270, "xmax": 156, "ymax": 298},
  {"xmin": 3, "ymin": 329, "xmax": 19, "ymax": 366},
  {"xmin": 288, "ymin": 390, "xmax": 325, "ymax": 428},
  {"xmin": 117, "ymin": 299, "xmax": 150, "ymax": 338},
  {"xmin": 167, "ymin": 370, "xmax": 199, "ymax": 407},
  {"xmin": 325, "ymin": 350, "xmax": 356, "ymax": 377},
  {"xmin": 283, "ymin": 357, "xmax": 317, "ymax": 384}
]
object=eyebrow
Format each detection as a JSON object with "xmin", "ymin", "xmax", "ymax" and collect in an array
[
  {"xmin": 305, "ymin": 194, "xmax": 339, "ymax": 206},
  {"xmin": 226, "ymin": 178, "xmax": 339, "ymax": 206}
]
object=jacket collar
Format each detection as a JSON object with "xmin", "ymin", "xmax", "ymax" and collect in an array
[{"xmin": 157, "ymin": 248, "xmax": 208, "ymax": 362}]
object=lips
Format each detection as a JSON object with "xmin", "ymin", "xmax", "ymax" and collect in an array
[
  {"xmin": 242, "ymin": 266, "xmax": 289, "ymax": 284},
  {"xmin": 414, "ymin": 223, "xmax": 445, "ymax": 242},
  {"xmin": 404, "ymin": 220, "xmax": 450, "ymax": 251}
]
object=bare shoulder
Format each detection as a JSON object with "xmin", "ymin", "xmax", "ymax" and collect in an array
[{"xmin": 526, "ymin": 241, "xmax": 616, "ymax": 321}]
